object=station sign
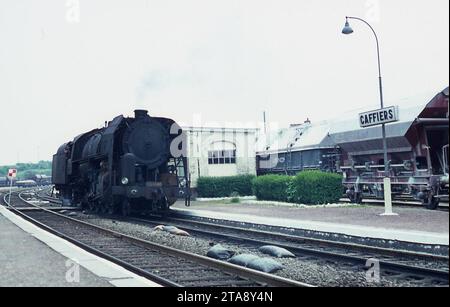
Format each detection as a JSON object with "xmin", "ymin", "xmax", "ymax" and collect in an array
[{"xmin": 359, "ymin": 106, "xmax": 399, "ymax": 128}]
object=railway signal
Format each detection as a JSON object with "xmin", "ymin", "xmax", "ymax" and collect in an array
[{"xmin": 7, "ymin": 168, "xmax": 17, "ymax": 205}]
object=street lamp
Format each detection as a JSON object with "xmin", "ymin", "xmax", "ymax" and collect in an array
[{"xmin": 342, "ymin": 16, "xmax": 397, "ymax": 216}]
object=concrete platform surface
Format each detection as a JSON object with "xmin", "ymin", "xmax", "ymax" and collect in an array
[
  {"xmin": 172, "ymin": 201, "xmax": 449, "ymax": 246},
  {"xmin": 0, "ymin": 204, "xmax": 161, "ymax": 287}
]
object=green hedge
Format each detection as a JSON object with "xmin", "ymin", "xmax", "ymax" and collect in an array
[
  {"xmin": 252, "ymin": 171, "xmax": 342, "ymax": 205},
  {"xmin": 197, "ymin": 175, "xmax": 255, "ymax": 198},
  {"xmin": 197, "ymin": 172, "xmax": 343, "ymax": 204},
  {"xmin": 291, "ymin": 171, "xmax": 343, "ymax": 204},
  {"xmin": 252, "ymin": 175, "xmax": 293, "ymax": 202}
]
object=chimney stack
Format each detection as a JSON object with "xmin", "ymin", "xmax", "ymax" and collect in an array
[{"xmin": 134, "ymin": 109, "xmax": 148, "ymax": 118}]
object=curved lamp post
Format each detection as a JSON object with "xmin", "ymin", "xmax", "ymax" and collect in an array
[
  {"xmin": 342, "ymin": 17, "xmax": 397, "ymax": 216},
  {"xmin": 342, "ymin": 16, "xmax": 388, "ymax": 175}
]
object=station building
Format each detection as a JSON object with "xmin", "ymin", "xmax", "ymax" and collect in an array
[{"xmin": 183, "ymin": 126, "xmax": 259, "ymax": 187}]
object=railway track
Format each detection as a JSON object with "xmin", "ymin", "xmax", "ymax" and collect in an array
[
  {"xmin": 7, "ymin": 188, "xmax": 448, "ymax": 286},
  {"xmin": 110, "ymin": 214, "xmax": 448, "ymax": 287},
  {"xmin": 1, "ymin": 189, "xmax": 311, "ymax": 288}
]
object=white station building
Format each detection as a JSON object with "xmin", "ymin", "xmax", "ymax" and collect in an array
[{"xmin": 183, "ymin": 126, "xmax": 259, "ymax": 187}]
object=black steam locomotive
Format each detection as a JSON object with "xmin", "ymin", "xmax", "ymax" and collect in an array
[{"xmin": 52, "ymin": 110, "xmax": 190, "ymax": 215}]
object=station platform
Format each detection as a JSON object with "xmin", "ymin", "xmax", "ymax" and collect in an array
[
  {"xmin": 0, "ymin": 204, "xmax": 160, "ymax": 287},
  {"xmin": 172, "ymin": 200, "xmax": 449, "ymax": 247}
]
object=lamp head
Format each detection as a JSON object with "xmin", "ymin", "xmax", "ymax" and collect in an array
[{"xmin": 342, "ymin": 19, "xmax": 354, "ymax": 35}]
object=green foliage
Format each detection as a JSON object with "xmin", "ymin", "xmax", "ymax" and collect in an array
[
  {"xmin": 197, "ymin": 175, "xmax": 255, "ymax": 198},
  {"xmin": 252, "ymin": 175, "xmax": 294, "ymax": 202},
  {"xmin": 291, "ymin": 171, "xmax": 343, "ymax": 204},
  {"xmin": 0, "ymin": 161, "xmax": 52, "ymax": 180}
]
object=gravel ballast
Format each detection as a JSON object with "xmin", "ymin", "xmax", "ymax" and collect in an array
[{"xmin": 72, "ymin": 212, "xmax": 431, "ymax": 287}]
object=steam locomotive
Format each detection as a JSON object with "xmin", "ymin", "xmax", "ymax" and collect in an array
[{"xmin": 52, "ymin": 110, "xmax": 190, "ymax": 215}]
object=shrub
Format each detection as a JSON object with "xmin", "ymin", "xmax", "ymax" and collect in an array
[
  {"xmin": 291, "ymin": 171, "xmax": 342, "ymax": 204},
  {"xmin": 230, "ymin": 192, "xmax": 240, "ymax": 203},
  {"xmin": 252, "ymin": 175, "xmax": 293, "ymax": 202},
  {"xmin": 196, "ymin": 175, "xmax": 255, "ymax": 198}
]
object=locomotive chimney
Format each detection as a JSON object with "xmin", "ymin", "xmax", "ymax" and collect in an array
[{"xmin": 134, "ymin": 109, "xmax": 148, "ymax": 118}]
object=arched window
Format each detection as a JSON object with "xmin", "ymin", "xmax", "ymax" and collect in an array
[{"xmin": 208, "ymin": 141, "xmax": 236, "ymax": 165}]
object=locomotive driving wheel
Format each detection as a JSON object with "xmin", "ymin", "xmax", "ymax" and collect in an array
[
  {"xmin": 87, "ymin": 201, "xmax": 97, "ymax": 213},
  {"xmin": 107, "ymin": 203, "xmax": 116, "ymax": 215},
  {"xmin": 160, "ymin": 197, "xmax": 170, "ymax": 218},
  {"xmin": 121, "ymin": 199, "xmax": 131, "ymax": 216}
]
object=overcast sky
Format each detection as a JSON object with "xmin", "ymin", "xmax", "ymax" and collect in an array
[{"xmin": 0, "ymin": 0, "xmax": 448, "ymax": 165}]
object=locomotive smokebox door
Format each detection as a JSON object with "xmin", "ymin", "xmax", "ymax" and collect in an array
[{"xmin": 122, "ymin": 115, "xmax": 170, "ymax": 169}]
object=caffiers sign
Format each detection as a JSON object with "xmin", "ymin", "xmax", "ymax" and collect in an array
[{"xmin": 359, "ymin": 106, "xmax": 399, "ymax": 128}]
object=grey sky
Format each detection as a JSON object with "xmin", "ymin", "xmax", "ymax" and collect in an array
[{"xmin": 0, "ymin": 0, "xmax": 448, "ymax": 165}]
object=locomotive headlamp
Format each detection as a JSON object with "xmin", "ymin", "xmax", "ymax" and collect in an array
[{"xmin": 121, "ymin": 177, "xmax": 129, "ymax": 185}]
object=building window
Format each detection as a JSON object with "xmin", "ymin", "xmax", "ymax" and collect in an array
[{"xmin": 208, "ymin": 150, "xmax": 236, "ymax": 165}]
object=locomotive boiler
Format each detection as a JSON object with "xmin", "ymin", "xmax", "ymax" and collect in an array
[{"xmin": 52, "ymin": 110, "xmax": 190, "ymax": 215}]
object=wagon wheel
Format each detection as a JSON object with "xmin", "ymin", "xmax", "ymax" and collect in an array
[
  {"xmin": 349, "ymin": 192, "xmax": 363, "ymax": 204},
  {"xmin": 424, "ymin": 193, "xmax": 439, "ymax": 210}
]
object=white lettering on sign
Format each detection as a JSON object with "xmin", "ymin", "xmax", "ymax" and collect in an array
[{"xmin": 359, "ymin": 106, "xmax": 399, "ymax": 128}]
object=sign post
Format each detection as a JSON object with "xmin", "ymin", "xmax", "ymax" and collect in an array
[
  {"xmin": 7, "ymin": 169, "xmax": 17, "ymax": 206},
  {"xmin": 358, "ymin": 107, "xmax": 399, "ymax": 216},
  {"xmin": 380, "ymin": 177, "xmax": 395, "ymax": 216}
]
